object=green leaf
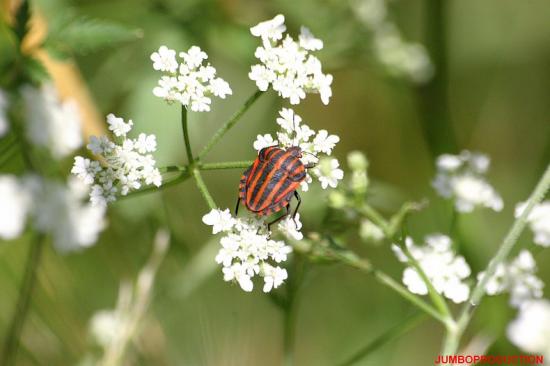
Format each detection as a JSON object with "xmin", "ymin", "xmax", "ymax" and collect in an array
[
  {"xmin": 43, "ymin": 12, "xmax": 142, "ymax": 58},
  {"xmin": 11, "ymin": 0, "xmax": 31, "ymax": 42},
  {"xmin": 22, "ymin": 56, "xmax": 50, "ymax": 84}
]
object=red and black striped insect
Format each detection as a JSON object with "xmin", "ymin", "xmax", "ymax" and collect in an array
[{"xmin": 235, "ymin": 145, "xmax": 316, "ymax": 231}]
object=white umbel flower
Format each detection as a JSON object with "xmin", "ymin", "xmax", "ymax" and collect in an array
[
  {"xmin": 249, "ymin": 15, "xmax": 333, "ymax": 105},
  {"xmin": 516, "ymin": 201, "xmax": 550, "ymax": 247},
  {"xmin": 0, "ymin": 175, "xmax": 32, "ymax": 240},
  {"xmin": 21, "ymin": 83, "xmax": 83, "ymax": 159},
  {"xmin": 71, "ymin": 114, "xmax": 162, "ymax": 206},
  {"xmin": 392, "ymin": 234, "xmax": 472, "ymax": 303},
  {"xmin": 253, "ymin": 108, "xmax": 342, "ymax": 192},
  {"xmin": 478, "ymin": 250, "xmax": 543, "ymax": 308},
  {"xmin": 0, "ymin": 89, "xmax": 8, "ymax": 137},
  {"xmin": 151, "ymin": 45, "xmax": 232, "ymax": 112},
  {"xmin": 432, "ymin": 151, "xmax": 503, "ymax": 213},
  {"xmin": 507, "ymin": 299, "xmax": 550, "ymax": 358},
  {"xmin": 203, "ymin": 209, "xmax": 295, "ymax": 292}
]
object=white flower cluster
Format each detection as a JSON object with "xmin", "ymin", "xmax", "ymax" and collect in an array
[
  {"xmin": 253, "ymin": 108, "xmax": 343, "ymax": 191},
  {"xmin": 478, "ymin": 250, "xmax": 543, "ymax": 308},
  {"xmin": 0, "ymin": 175, "xmax": 106, "ymax": 252},
  {"xmin": 432, "ymin": 151, "xmax": 503, "ymax": 213},
  {"xmin": 516, "ymin": 201, "xmax": 550, "ymax": 247},
  {"xmin": 21, "ymin": 83, "xmax": 83, "ymax": 159},
  {"xmin": 151, "ymin": 45, "xmax": 232, "ymax": 112},
  {"xmin": 351, "ymin": 0, "xmax": 433, "ymax": 83},
  {"xmin": 392, "ymin": 234, "xmax": 472, "ymax": 303},
  {"xmin": 507, "ymin": 299, "xmax": 550, "ymax": 359},
  {"xmin": 71, "ymin": 114, "xmax": 162, "ymax": 207},
  {"xmin": 202, "ymin": 208, "xmax": 303, "ymax": 292},
  {"xmin": 0, "ymin": 89, "xmax": 8, "ymax": 137},
  {"xmin": 249, "ymin": 15, "xmax": 333, "ymax": 105}
]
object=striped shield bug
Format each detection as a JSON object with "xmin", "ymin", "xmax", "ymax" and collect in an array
[{"xmin": 235, "ymin": 145, "xmax": 317, "ymax": 232}]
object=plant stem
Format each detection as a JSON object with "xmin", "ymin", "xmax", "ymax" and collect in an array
[
  {"xmin": 444, "ymin": 164, "xmax": 550, "ymax": 354},
  {"xmin": 417, "ymin": 0, "xmax": 456, "ymax": 157},
  {"xmin": 119, "ymin": 171, "xmax": 190, "ymax": 200},
  {"xmin": 198, "ymin": 161, "xmax": 254, "ymax": 170},
  {"xmin": 1, "ymin": 234, "xmax": 45, "ymax": 366},
  {"xmin": 338, "ymin": 312, "xmax": 426, "ymax": 366},
  {"xmin": 359, "ymin": 204, "xmax": 391, "ymax": 237},
  {"xmin": 314, "ymin": 244, "xmax": 448, "ymax": 324},
  {"xmin": 197, "ymin": 90, "xmax": 264, "ymax": 160},
  {"xmin": 283, "ymin": 257, "xmax": 305, "ymax": 366},
  {"xmin": 181, "ymin": 106, "xmax": 194, "ymax": 165},
  {"xmin": 158, "ymin": 165, "xmax": 187, "ymax": 173},
  {"xmin": 192, "ymin": 168, "xmax": 216, "ymax": 209}
]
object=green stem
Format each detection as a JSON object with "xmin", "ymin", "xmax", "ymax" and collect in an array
[
  {"xmin": 158, "ymin": 165, "xmax": 187, "ymax": 173},
  {"xmin": 119, "ymin": 171, "xmax": 190, "ymax": 200},
  {"xmin": 181, "ymin": 106, "xmax": 194, "ymax": 165},
  {"xmin": 338, "ymin": 312, "xmax": 426, "ymax": 366},
  {"xmin": 198, "ymin": 161, "xmax": 254, "ymax": 170},
  {"xmin": 283, "ymin": 259, "xmax": 304, "ymax": 366},
  {"xmin": 192, "ymin": 168, "xmax": 216, "ymax": 209},
  {"xmin": 1, "ymin": 234, "xmax": 45, "ymax": 366},
  {"xmin": 359, "ymin": 204, "xmax": 391, "ymax": 237},
  {"xmin": 198, "ymin": 90, "xmax": 264, "ymax": 160},
  {"xmin": 316, "ymin": 245, "xmax": 447, "ymax": 324},
  {"xmin": 445, "ymin": 164, "xmax": 550, "ymax": 355}
]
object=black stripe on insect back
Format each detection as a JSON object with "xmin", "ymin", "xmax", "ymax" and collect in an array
[
  {"xmin": 254, "ymin": 156, "xmax": 294, "ymax": 210},
  {"xmin": 249, "ymin": 150, "xmax": 286, "ymax": 203}
]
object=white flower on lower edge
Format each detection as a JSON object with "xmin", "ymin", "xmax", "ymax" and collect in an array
[
  {"xmin": 151, "ymin": 45, "xmax": 232, "ymax": 112},
  {"xmin": 0, "ymin": 175, "xmax": 32, "ymax": 240},
  {"xmin": 432, "ymin": 151, "xmax": 503, "ymax": 213},
  {"xmin": 392, "ymin": 234, "xmax": 472, "ymax": 303},
  {"xmin": 90, "ymin": 310, "xmax": 123, "ymax": 348},
  {"xmin": 253, "ymin": 108, "xmax": 343, "ymax": 192},
  {"xmin": 516, "ymin": 201, "xmax": 550, "ymax": 247},
  {"xmin": 0, "ymin": 175, "xmax": 106, "ymax": 251},
  {"xmin": 21, "ymin": 83, "xmax": 83, "ymax": 159},
  {"xmin": 71, "ymin": 114, "xmax": 162, "ymax": 206},
  {"xmin": 478, "ymin": 250, "xmax": 543, "ymax": 308},
  {"xmin": 203, "ymin": 209, "xmax": 296, "ymax": 292},
  {"xmin": 0, "ymin": 89, "xmax": 8, "ymax": 137},
  {"xmin": 249, "ymin": 15, "xmax": 333, "ymax": 105},
  {"xmin": 507, "ymin": 299, "xmax": 550, "ymax": 358}
]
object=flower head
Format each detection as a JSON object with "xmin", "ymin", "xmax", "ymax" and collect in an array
[
  {"xmin": 516, "ymin": 201, "xmax": 550, "ymax": 247},
  {"xmin": 253, "ymin": 108, "xmax": 342, "ymax": 192},
  {"xmin": 203, "ymin": 209, "xmax": 297, "ymax": 292},
  {"xmin": 71, "ymin": 114, "xmax": 162, "ymax": 206},
  {"xmin": 0, "ymin": 175, "xmax": 32, "ymax": 240},
  {"xmin": 478, "ymin": 250, "xmax": 543, "ymax": 308},
  {"xmin": 151, "ymin": 45, "xmax": 232, "ymax": 112},
  {"xmin": 249, "ymin": 15, "xmax": 333, "ymax": 105},
  {"xmin": 507, "ymin": 299, "xmax": 550, "ymax": 358},
  {"xmin": 21, "ymin": 83, "xmax": 83, "ymax": 159},
  {"xmin": 432, "ymin": 151, "xmax": 503, "ymax": 213},
  {"xmin": 392, "ymin": 234, "xmax": 472, "ymax": 303}
]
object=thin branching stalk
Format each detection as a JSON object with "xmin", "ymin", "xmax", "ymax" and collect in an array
[
  {"xmin": 338, "ymin": 312, "xmax": 426, "ymax": 366},
  {"xmin": 442, "ymin": 164, "xmax": 550, "ymax": 355},
  {"xmin": 198, "ymin": 90, "xmax": 264, "ymax": 160},
  {"xmin": 198, "ymin": 161, "xmax": 254, "ymax": 170},
  {"xmin": 181, "ymin": 106, "xmax": 194, "ymax": 165},
  {"xmin": 192, "ymin": 168, "xmax": 217, "ymax": 209},
  {"xmin": 119, "ymin": 171, "xmax": 190, "ymax": 200},
  {"xmin": 306, "ymin": 242, "xmax": 448, "ymax": 324},
  {"xmin": 1, "ymin": 234, "xmax": 45, "ymax": 366},
  {"xmin": 158, "ymin": 165, "xmax": 187, "ymax": 173}
]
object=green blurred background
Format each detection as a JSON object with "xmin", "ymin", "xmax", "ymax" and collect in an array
[{"xmin": 1, "ymin": 0, "xmax": 550, "ymax": 365}]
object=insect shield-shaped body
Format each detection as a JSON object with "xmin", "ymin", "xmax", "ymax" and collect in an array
[{"xmin": 236, "ymin": 146, "xmax": 315, "ymax": 231}]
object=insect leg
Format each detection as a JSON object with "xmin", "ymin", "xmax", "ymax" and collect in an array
[
  {"xmin": 235, "ymin": 197, "xmax": 241, "ymax": 216},
  {"xmin": 304, "ymin": 162, "xmax": 316, "ymax": 169},
  {"xmin": 267, "ymin": 206, "xmax": 291, "ymax": 233},
  {"xmin": 292, "ymin": 191, "xmax": 301, "ymax": 224}
]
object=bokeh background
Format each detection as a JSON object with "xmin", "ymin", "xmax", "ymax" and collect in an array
[{"xmin": 1, "ymin": 0, "xmax": 550, "ymax": 365}]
